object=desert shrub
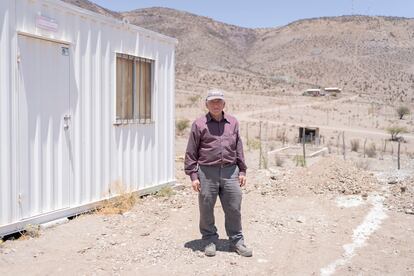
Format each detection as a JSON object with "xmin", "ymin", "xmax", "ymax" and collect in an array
[
  {"xmin": 99, "ymin": 183, "xmax": 139, "ymax": 215},
  {"xmin": 354, "ymin": 160, "xmax": 370, "ymax": 170},
  {"xmin": 386, "ymin": 125, "xmax": 407, "ymax": 141},
  {"xmin": 365, "ymin": 143, "xmax": 377, "ymax": 158},
  {"xmin": 293, "ymin": 155, "xmax": 306, "ymax": 167},
  {"xmin": 276, "ymin": 129, "xmax": 288, "ymax": 144},
  {"xmin": 274, "ymin": 154, "xmax": 284, "ymax": 167},
  {"xmin": 396, "ymin": 106, "xmax": 410, "ymax": 120},
  {"xmin": 188, "ymin": 95, "xmax": 201, "ymax": 106},
  {"xmin": 19, "ymin": 224, "xmax": 41, "ymax": 240},
  {"xmin": 327, "ymin": 141, "xmax": 333, "ymax": 154},
  {"xmin": 248, "ymin": 139, "xmax": 261, "ymax": 150},
  {"xmin": 176, "ymin": 119, "xmax": 190, "ymax": 135},
  {"xmin": 268, "ymin": 143, "xmax": 275, "ymax": 151},
  {"xmin": 155, "ymin": 186, "xmax": 176, "ymax": 198},
  {"xmin": 350, "ymin": 139, "xmax": 360, "ymax": 152}
]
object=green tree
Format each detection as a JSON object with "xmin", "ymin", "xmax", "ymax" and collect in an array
[
  {"xmin": 386, "ymin": 125, "xmax": 407, "ymax": 141},
  {"xmin": 396, "ymin": 106, "xmax": 410, "ymax": 120}
]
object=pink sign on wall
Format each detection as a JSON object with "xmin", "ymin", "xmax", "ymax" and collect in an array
[{"xmin": 36, "ymin": 15, "xmax": 58, "ymax": 32}]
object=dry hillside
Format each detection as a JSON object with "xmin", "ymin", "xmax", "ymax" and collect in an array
[
  {"xmin": 62, "ymin": 0, "xmax": 121, "ymax": 19},
  {"xmin": 64, "ymin": 1, "xmax": 414, "ymax": 102},
  {"xmin": 124, "ymin": 9, "xmax": 414, "ymax": 102}
]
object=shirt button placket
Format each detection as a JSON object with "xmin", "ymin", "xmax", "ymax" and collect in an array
[
  {"xmin": 219, "ymin": 120, "xmax": 223, "ymax": 182},
  {"xmin": 219, "ymin": 121, "xmax": 224, "ymax": 165}
]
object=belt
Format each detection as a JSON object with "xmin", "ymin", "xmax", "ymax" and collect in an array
[{"xmin": 200, "ymin": 163, "xmax": 236, "ymax": 168}]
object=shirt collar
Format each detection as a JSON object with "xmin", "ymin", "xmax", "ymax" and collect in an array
[{"xmin": 206, "ymin": 111, "xmax": 229, "ymax": 123}]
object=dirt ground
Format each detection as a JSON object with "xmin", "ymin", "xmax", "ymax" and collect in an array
[{"xmin": 1, "ymin": 93, "xmax": 414, "ymax": 275}]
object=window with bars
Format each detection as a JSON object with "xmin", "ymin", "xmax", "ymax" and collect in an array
[{"xmin": 116, "ymin": 53, "xmax": 153, "ymax": 123}]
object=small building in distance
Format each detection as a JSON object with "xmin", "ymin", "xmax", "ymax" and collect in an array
[
  {"xmin": 298, "ymin": 126, "xmax": 320, "ymax": 144},
  {"xmin": 324, "ymin": 87, "xmax": 342, "ymax": 94},
  {"xmin": 302, "ymin": 88, "xmax": 322, "ymax": 97}
]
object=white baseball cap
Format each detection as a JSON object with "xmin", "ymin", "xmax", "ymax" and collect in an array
[{"xmin": 206, "ymin": 89, "xmax": 225, "ymax": 101}]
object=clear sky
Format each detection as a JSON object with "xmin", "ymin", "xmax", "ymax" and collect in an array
[{"xmin": 90, "ymin": 0, "xmax": 413, "ymax": 28}]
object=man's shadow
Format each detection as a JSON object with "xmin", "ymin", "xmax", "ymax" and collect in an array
[{"xmin": 184, "ymin": 239, "xmax": 232, "ymax": 252}]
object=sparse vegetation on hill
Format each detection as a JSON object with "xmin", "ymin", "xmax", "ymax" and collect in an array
[{"xmin": 64, "ymin": 0, "xmax": 414, "ymax": 101}]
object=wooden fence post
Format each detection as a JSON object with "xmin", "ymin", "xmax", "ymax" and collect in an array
[
  {"xmin": 398, "ymin": 140, "xmax": 401, "ymax": 170},
  {"xmin": 259, "ymin": 121, "xmax": 262, "ymax": 169},
  {"xmin": 363, "ymin": 138, "xmax": 367, "ymax": 158},
  {"xmin": 337, "ymin": 133, "xmax": 340, "ymax": 154},
  {"xmin": 246, "ymin": 122, "xmax": 250, "ymax": 151},
  {"xmin": 342, "ymin": 131, "xmax": 346, "ymax": 160},
  {"xmin": 302, "ymin": 127, "xmax": 306, "ymax": 165}
]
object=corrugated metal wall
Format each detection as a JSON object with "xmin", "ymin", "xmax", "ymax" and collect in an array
[
  {"xmin": 0, "ymin": 0, "xmax": 17, "ymax": 228},
  {"xmin": 0, "ymin": 0, "xmax": 176, "ymax": 235},
  {"xmin": 0, "ymin": 0, "xmax": 19, "ymax": 229}
]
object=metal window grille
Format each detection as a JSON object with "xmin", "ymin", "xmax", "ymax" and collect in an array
[{"xmin": 116, "ymin": 53, "xmax": 153, "ymax": 123}]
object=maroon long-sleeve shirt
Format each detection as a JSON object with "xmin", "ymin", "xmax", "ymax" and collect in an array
[{"xmin": 184, "ymin": 112, "xmax": 247, "ymax": 181}]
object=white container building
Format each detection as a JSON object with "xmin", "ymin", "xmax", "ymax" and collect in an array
[{"xmin": 0, "ymin": 0, "xmax": 177, "ymax": 236}]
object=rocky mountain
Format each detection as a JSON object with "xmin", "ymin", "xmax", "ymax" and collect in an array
[
  {"xmin": 63, "ymin": 1, "xmax": 414, "ymax": 102},
  {"xmin": 62, "ymin": 0, "xmax": 121, "ymax": 19}
]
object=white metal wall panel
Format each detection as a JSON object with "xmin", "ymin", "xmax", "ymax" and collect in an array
[
  {"xmin": 1, "ymin": 0, "xmax": 176, "ymax": 236},
  {"xmin": 0, "ymin": 0, "xmax": 13, "ymax": 226}
]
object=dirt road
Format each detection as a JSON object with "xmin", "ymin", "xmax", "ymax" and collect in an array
[{"xmin": 236, "ymin": 95, "xmax": 358, "ymax": 121}]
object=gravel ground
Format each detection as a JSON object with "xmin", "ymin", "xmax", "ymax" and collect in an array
[{"xmin": 1, "ymin": 154, "xmax": 413, "ymax": 275}]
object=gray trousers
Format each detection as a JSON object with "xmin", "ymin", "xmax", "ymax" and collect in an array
[{"xmin": 198, "ymin": 164, "xmax": 244, "ymax": 246}]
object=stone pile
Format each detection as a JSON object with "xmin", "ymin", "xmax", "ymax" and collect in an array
[
  {"xmin": 276, "ymin": 157, "xmax": 379, "ymax": 196},
  {"xmin": 385, "ymin": 177, "xmax": 414, "ymax": 214}
]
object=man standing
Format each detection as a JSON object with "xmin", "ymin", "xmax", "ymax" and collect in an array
[{"xmin": 184, "ymin": 89, "xmax": 252, "ymax": 257}]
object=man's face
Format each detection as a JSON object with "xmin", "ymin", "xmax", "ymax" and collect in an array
[{"xmin": 206, "ymin": 99, "xmax": 225, "ymax": 117}]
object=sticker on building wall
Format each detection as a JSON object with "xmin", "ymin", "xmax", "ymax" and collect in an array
[
  {"xmin": 61, "ymin": 47, "xmax": 69, "ymax": 56},
  {"xmin": 36, "ymin": 15, "xmax": 58, "ymax": 32}
]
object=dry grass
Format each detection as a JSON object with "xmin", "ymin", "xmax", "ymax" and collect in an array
[
  {"xmin": 248, "ymin": 139, "xmax": 261, "ymax": 150},
  {"xmin": 275, "ymin": 128, "xmax": 288, "ymax": 144},
  {"xmin": 176, "ymin": 118, "xmax": 190, "ymax": 135},
  {"xmin": 98, "ymin": 182, "xmax": 140, "ymax": 215},
  {"xmin": 188, "ymin": 95, "xmax": 201, "ymax": 106},
  {"xmin": 18, "ymin": 224, "xmax": 41, "ymax": 240},
  {"xmin": 294, "ymin": 155, "xmax": 306, "ymax": 167},
  {"xmin": 155, "ymin": 186, "xmax": 176, "ymax": 198},
  {"xmin": 354, "ymin": 159, "xmax": 370, "ymax": 170},
  {"xmin": 350, "ymin": 139, "xmax": 360, "ymax": 152},
  {"xmin": 366, "ymin": 143, "xmax": 377, "ymax": 158},
  {"xmin": 274, "ymin": 154, "xmax": 284, "ymax": 167}
]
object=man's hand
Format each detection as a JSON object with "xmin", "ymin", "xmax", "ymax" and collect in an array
[
  {"xmin": 239, "ymin": 175, "xmax": 247, "ymax": 187},
  {"xmin": 192, "ymin": 179, "xmax": 201, "ymax": 192}
]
